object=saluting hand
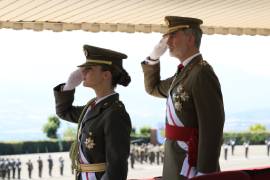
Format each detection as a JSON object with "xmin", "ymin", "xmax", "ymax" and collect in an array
[
  {"xmin": 149, "ymin": 36, "xmax": 168, "ymax": 60},
  {"xmin": 63, "ymin": 69, "xmax": 83, "ymax": 91}
]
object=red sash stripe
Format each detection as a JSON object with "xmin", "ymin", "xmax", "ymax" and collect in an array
[{"xmin": 165, "ymin": 123, "xmax": 198, "ymax": 166}]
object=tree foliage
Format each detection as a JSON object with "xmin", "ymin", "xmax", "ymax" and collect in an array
[
  {"xmin": 140, "ymin": 126, "xmax": 151, "ymax": 136},
  {"xmin": 249, "ymin": 123, "xmax": 267, "ymax": 133},
  {"xmin": 43, "ymin": 116, "xmax": 60, "ymax": 139},
  {"xmin": 63, "ymin": 127, "xmax": 77, "ymax": 140}
]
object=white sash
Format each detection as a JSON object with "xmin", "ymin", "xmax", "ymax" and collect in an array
[
  {"xmin": 166, "ymin": 93, "xmax": 188, "ymax": 151},
  {"xmin": 78, "ymin": 106, "xmax": 97, "ymax": 180},
  {"xmin": 79, "ymin": 147, "xmax": 97, "ymax": 180},
  {"xmin": 166, "ymin": 92, "xmax": 197, "ymax": 178}
]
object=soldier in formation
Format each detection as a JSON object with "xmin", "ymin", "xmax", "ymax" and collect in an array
[
  {"xmin": 37, "ymin": 156, "xmax": 43, "ymax": 178},
  {"xmin": 244, "ymin": 141, "xmax": 250, "ymax": 159},
  {"xmin": 265, "ymin": 139, "xmax": 270, "ymax": 156},
  {"xmin": 129, "ymin": 143, "xmax": 164, "ymax": 167},
  {"xmin": 26, "ymin": 160, "xmax": 33, "ymax": 179},
  {"xmin": 16, "ymin": 159, "xmax": 21, "ymax": 179},
  {"xmin": 230, "ymin": 139, "xmax": 236, "ymax": 156},
  {"xmin": 47, "ymin": 155, "xmax": 53, "ymax": 177},
  {"xmin": 223, "ymin": 143, "xmax": 229, "ymax": 160},
  {"xmin": 59, "ymin": 156, "xmax": 64, "ymax": 176}
]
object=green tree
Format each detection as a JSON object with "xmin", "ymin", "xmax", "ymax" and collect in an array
[
  {"xmin": 249, "ymin": 123, "xmax": 267, "ymax": 133},
  {"xmin": 43, "ymin": 116, "xmax": 60, "ymax": 139},
  {"xmin": 140, "ymin": 126, "xmax": 151, "ymax": 137},
  {"xmin": 63, "ymin": 127, "xmax": 77, "ymax": 140}
]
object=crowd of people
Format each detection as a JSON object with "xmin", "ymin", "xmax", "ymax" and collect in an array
[
  {"xmin": 0, "ymin": 155, "xmax": 65, "ymax": 179},
  {"xmin": 130, "ymin": 143, "xmax": 164, "ymax": 169}
]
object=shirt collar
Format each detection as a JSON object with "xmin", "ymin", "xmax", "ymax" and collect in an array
[
  {"xmin": 95, "ymin": 92, "xmax": 117, "ymax": 104},
  {"xmin": 182, "ymin": 52, "xmax": 201, "ymax": 66}
]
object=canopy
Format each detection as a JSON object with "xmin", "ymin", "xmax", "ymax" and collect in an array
[{"xmin": 1, "ymin": 0, "xmax": 270, "ymax": 35}]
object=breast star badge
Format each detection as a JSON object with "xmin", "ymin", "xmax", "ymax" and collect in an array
[
  {"xmin": 84, "ymin": 132, "xmax": 95, "ymax": 150},
  {"xmin": 173, "ymin": 84, "xmax": 190, "ymax": 111}
]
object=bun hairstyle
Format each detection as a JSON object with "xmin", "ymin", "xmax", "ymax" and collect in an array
[
  {"xmin": 117, "ymin": 68, "xmax": 131, "ymax": 87},
  {"xmin": 101, "ymin": 64, "xmax": 131, "ymax": 87}
]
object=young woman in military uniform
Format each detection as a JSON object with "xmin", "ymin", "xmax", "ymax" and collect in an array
[{"xmin": 53, "ymin": 45, "xmax": 132, "ymax": 180}]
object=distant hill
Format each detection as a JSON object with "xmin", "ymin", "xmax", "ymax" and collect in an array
[{"xmin": 225, "ymin": 108, "xmax": 270, "ymax": 132}]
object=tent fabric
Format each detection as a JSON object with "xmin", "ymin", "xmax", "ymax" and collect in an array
[{"xmin": 1, "ymin": 0, "xmax": 270, "ymax": 35}]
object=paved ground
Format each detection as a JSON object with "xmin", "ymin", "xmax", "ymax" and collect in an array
[{"xmin": 1, "ymin": 145, "xmax": 269, "ymax": 180}]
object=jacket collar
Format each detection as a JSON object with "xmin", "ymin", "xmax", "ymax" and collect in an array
[
  {"xmin": 171, "ymin": 54, "xmax": 203, "ymax": 90},
  {"xmin": 84, "ymin": 93, "xmax": 119, "ymax": 120}
]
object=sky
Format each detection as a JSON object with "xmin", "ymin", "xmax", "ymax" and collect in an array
[{"xmin": 0, "ymin": 29, "xmax": 270, "ymax": 141}]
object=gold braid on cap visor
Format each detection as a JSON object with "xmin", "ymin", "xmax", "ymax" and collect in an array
[
  {"xmin": 86, "ymin": 59, "xmax": 112, "ymax": 65},
  {"xmin": 167, "ymin": 25, "xmax": 190, "ymax": 33}
]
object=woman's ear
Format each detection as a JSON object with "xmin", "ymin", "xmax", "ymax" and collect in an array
[{"xmin": 103, "ymin": 70, "xmax": 112, "ymax": 80}]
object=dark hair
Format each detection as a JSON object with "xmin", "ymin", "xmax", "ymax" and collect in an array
[{"xmin": 101, "ymin": 65, "xmax": 131, "ymax": 87}]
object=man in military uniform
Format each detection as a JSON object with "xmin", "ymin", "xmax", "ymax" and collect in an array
[
  {"xmin": 37, "ymin": 156, "xmax": 43, "ymax": 178},
  {"xmin": 47, "ymin": 155, "xmax": 53, "ymax": 176},
  {"xmin": 141, "ymin": 16, "xmax": 225, "ymax": 180},
  {"xmin": 15, "ymin": 159, "xmax": 21, "ymax": 179},
  {"xmin": 26, "ymin": 160, "xmax": 33, "ymax": 179},
  {"xmin": 53, "ymin": 45, "xmax": 131, "ymax": 180},
  {"xmin": 59, "ymin": 156, "xmax": 64, "ymax": 176}
]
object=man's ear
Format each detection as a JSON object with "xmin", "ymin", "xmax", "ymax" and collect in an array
[{"xmin": 187, "ymin": 34, "xmax": 195, "ymax": 46}]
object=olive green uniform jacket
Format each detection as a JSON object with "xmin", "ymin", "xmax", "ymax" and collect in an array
[
  {"xmin": 53, "ymin": 84, "xmax": 131, "ymax": 180},
  {"xmin": 141, "ymin": 55, "xmax": 225, "ymax": 180}
]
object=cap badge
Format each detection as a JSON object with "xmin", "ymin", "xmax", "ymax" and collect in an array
[{"xmin": 165, "ymin": 19, "xmax": 170, "ymax": 26}]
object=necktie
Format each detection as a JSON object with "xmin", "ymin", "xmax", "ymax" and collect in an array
[
  {"xmin": 90, "ymin": 101, "xmax": 96, "ymax": 109},
  {"xmin": 178, "ymin": 63, "xmax": 184, "ymax": 72}
]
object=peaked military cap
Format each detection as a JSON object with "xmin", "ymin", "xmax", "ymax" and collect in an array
[
  {"xmin": 78, "ymin": 45, "xmax": 127, "ymax": 68},
  {"xmin": 164, "ymin": 16, "xmax": 203, "ymax": 35}
]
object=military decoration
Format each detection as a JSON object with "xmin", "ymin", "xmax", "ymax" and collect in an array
[
  {"xmin": 173, "ymin": 84, "xmax": 189, "ymax": 111},
  {"xmin": 84, "ymin": 132, "xmax": 95, "ymax": 150}
]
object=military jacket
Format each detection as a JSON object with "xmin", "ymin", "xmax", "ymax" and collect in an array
[
  {"xmin": 142, "ymin": 55, "xmax": 225, "ymax": 180},
  {"xmin": 54, "ymin": 84, "xmax": 131, "ymax": 180}
]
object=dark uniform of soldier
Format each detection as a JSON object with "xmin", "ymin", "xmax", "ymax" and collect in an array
[
  {"xmin": 141, "ymin": 16, "xmax": 225, "ymax": 180},
  {"xmin": 224, "ymin": 143, "xmax": 229, "ymax": 160},
  {"xmin": 26, "ymin": 160, "xmax": 33, "ymax": 179},
  {"xmin": 0, "ymin": 158, "xmax": 6, "ymax": 179},
  {"xmin": 54, "ymin": 45, "xmax": 132, "ymax": 180},
  {"xmin": 0, "ymin": 158, "xmax": 3, "ymax": 179},
  {"xmin": 6, "ymin": 159, "xmax": 10, "ymax": 180},
  {"xmin": 15, "ymin": 159, "xmax": 21, "ymax": 179},
  {"xmin": 10, "ymin": 159, "xmax": 15, "ymax": 179},
  {"xmin": 48, "ymin": 155, "xmax": 53, "ymax": 176},
  {"xmin": 37, "ymin": 156, "xmax": 43, "ymax": 178},
  {"xmin": 265, "ymin": 139, "xmax": 270, "ymax": 156},
  {"xmin": 230, "ymin": 139, "xmax": 236, "ymax": 155},
  {"xmin": 59, "ymin": 156, "xmax": 64, "ymax": 176},
  {"xmin": 130, "ymin": 147, "xmax": 135, "ymax": 169},
  {"xmin": 244, "ymin": 141, "xmax": 249, "ymax": 158}
]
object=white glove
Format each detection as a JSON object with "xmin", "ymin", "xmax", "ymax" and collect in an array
[
  {"xmin": 63, "ymin": 69, "xmax": 83, "ymax": 91},
  {"xmin": 149, "ymin": 37, "xmax": 168, "ymax": 60}
]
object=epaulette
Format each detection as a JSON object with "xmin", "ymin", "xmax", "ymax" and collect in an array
[
  {"xmin": 102, "ymin": 100, "xmax": 123, "ymax": 109},
  {"xmin": 199, "ymin": 60, "xmax": 213, "ymax": 70},
  {"xmin": 114, "ymin": 100, "xmax": 124, "ymax": 108}
]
